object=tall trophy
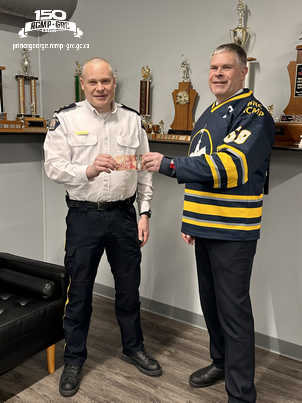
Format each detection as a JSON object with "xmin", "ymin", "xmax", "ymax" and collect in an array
[
  {"xmin": 169, "ymin": 54, "xmax": 197, "ymax": 137},
  {"xmin": 74, "ymin": 61, "xmax": 85, "ymax": 102},
  {"xmin": 0, "ymin": 66, "xmax": 5, "ymax": 120},
  {"xmin": 230, "ymin": 0, "xmax": 249, "ymax": 47},
  {"xmin": 15, "ymin": 48, "xmax": 46, "ymax": 132},
  {"xmin": 0, "ymin": 66, "xmax": 23, "ymax": 132},
  {"xmin": 139, "ymin": 66, "xmax": 151, "ymax": 129},
  {"xmin": 230, "ymin": 0, "xmax": 256, "ymax": 89}
]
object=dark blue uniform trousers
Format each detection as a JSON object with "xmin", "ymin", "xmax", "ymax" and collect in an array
[
  {"xmin": 63, "ymin": 202, "xmax": 144, "ymax": 367},
  {"xmin": 195, "ymin": 238, "xmax": 257, "ymax": 403}
]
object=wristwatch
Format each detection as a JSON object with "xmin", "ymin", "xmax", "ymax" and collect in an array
[{"xmin": 140, "ymin": 210, "xmax": 151, "ymax": 218}]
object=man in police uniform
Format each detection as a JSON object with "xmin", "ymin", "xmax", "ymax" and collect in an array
[
  {"xmin": 44, "ymin": 57, "xmax": 162, "ymax": 398},
  {"xmin": 144, "ymin": 44, "xmax": 275, "ymax": 403}
]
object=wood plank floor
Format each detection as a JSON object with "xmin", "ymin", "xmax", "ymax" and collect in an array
[{"xmin": 1, "ymin": 294, "xmax": 302, "ymax": 403}]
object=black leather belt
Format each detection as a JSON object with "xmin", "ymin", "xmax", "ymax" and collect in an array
[{"xmin": 66, "ymin": 194, "xmax": 135, "ymax": 210}]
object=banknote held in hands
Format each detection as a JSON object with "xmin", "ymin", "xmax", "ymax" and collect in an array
[{"xmin": 115, "ymin": 155, "xmax": 146, "ymax": 171}]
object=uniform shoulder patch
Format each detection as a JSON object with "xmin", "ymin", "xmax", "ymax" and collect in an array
[
  {"xmin": 49, "ymin": 116, "xmax": 60, "ymax": 131},
  {"xmin": 121, "ymin": 104, "xmax": 140, "ymax": 116},
  {"xmin": 54, "ymin": 103, "xmax": 77, "ymax": 114}
]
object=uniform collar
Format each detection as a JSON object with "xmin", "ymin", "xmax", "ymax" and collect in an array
[{"xmin": 84, "ymin": 99, "xmax": 118, "ymax": 116}]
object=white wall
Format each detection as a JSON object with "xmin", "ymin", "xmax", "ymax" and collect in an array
[
  {"xmin": 0, "ymin": 15, "xmax": 44, "ymax": 260},
  {"xmin": 1, "ymin": 0, "xmax": 302, "ymax": 357}
]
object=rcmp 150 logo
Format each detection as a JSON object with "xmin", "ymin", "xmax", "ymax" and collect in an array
[{"xmin": 19, "ymin": 10, "xmax": 83, "ymax": 38}]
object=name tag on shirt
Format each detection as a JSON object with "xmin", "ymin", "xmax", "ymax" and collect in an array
[{"xmin": 75, "ymin": 131, "xmax": 88, "ymax": 135}]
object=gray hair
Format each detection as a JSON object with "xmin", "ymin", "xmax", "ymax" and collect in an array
[{"xmin": 211, "ymin": 43, "xmax": 247, "ymax": 66}]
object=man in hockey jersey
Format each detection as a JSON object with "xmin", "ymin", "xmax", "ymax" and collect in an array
[{"xmin": 143, "ymin": 43, "xmax": 275, "ymax": 402}]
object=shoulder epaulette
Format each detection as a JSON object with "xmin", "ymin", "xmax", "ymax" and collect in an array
[
  {"xmin": 121, "ymin": 104, "xmax": 140, "ymax": 116},
  {"xmin": 54, "ymin": 103, "xmax": 77, "ymax": 114}
]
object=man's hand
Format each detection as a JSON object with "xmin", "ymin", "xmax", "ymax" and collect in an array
[
  {"xmin": 86, "ymin": 154, "xmax": 117, "ymax": 180},
  {"xmin": 182, "ymin": 232, "xmax": 195, "ymax": 245},
  {"xmin": 138, "ymin": 214, "xmax": 149, "ymax": 247},
  {"xmin": 143, "ymin": 152, "xmax": 164, "ymax": 172}
]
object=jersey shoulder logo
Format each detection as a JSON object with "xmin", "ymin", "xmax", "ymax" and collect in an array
[{"xmin": 243, "ymin": 100, "xmax": 264, "ymax": 117}]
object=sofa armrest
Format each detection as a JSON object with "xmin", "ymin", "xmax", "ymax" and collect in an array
[{"xmin": 0, "ymin": 253, "xmax": 68, "ymax": 299}]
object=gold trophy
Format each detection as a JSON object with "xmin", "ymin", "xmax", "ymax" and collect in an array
[
  {"xmin": 139, "ymin": 66, "xmax": 151, "ymax": 131},
  {"xmin": 14, "ymin": 48, "xmax": 46, "ymax": 132},
  {"xmin": 0, "ymin": 66, "xmax": 25, "ymax": 132},
  {"xmin": 230, "ymin": 0, "xmax": 249, "ymax": 47},
  {"xmin": 230, "ymin": 1, "xmax": 256, "ymax": 89}
]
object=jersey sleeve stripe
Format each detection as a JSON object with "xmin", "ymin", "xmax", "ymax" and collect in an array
[
  {"xmin": 205, "ymin": 154, "xmax": 221, "ymax": 188},
  {"xmin": 217, "ymin": 152, "xmax": 238, "ymax": 188},
  {"xmin": 217, "ymin": 144, "xmax": 248, "ymax": 184}
]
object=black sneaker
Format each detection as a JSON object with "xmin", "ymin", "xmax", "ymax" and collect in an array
[
  {"xmin": 59, "ymin": 365, "xmax": 82, "ymax": 397},
  {"xmin": 121, "ymin": 348, "xmax": 162, "ymax": 376}
]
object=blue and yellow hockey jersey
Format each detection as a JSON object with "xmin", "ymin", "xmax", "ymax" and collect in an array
[{"xmin": 160, "ymin": 89, "xmax": 275, "ymax": 241}]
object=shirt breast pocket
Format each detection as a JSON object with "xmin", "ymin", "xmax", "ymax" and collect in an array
[
  {"xmin": 67, "ymin": 133, "xmax": 97, "ymax": 147},
  {"xmin": 116, "ymin": 133, "xmax": 139, "ymax": 155}
]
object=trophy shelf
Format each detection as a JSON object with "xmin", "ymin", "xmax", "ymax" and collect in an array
[
  {"xmin": 148, "ymin": 125, "xmax": 302, "ymax": 151},
  {"xmin": 149, "ymin": 138, "xmax": 190, "ymax": 145},
  {"xmin": 0, "ymin": 119, "xmax": 47, "ymax": 135},
  {"xmin": 0, "ymin": 130, "xmax": 47, "ymax": 135},
  {"xmin": 148, "ymin": 131, "xmax": 190, "ymax": 145},
  {"xmin": 273, "ymin": 122, "xmax": 302, "ymax": 151}
]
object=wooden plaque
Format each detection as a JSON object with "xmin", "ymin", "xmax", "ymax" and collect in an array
[
  {"xmin": 275, "ymin": 45, "xmax": 302, "ymax": 145},
  {"xmin": 170, "ymin": 82, "xmax": 197, "ymax": 131}
]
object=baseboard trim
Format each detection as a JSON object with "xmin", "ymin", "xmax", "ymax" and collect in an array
[{"xmin": 93, "ymin": 283, "xmax": 302, "ymax": 362}]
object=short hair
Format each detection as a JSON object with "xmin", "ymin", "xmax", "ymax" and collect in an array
[
  {"xmin": 81, "ymin": 57, "xmax": 114, "ymax": 80},
  {"xmin": 211, "ymin": 43, "xmax": 247, "ymax": 66}
]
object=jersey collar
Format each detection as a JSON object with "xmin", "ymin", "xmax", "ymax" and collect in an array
[{"xmin": 211, "ymin": 89, "xmax": 252, "ymax": 113}]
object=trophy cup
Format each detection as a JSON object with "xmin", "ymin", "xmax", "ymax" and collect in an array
[
  {"xmin": 14, "ymin": 49, "xmax": 46, "ymax": 132},
  {"xmin": 139, "ymin": 66, "xmax": 151, "ymax": 132},
  {"xmin": 230, "ymin": 0, "xmax": 249, "ymax": 47},
  {"xmin": 230, "ymin": 0, "xmax": 256, "ymax": 89},
  {"xmin": 169, "ymin": 54, "xmax": 197, "ymax": 138},
  {"xmin": 275, "ymin": 42, "xmax": 302, "ymax": 146},
  {"xmin": 74, "ymin": 61, "xmax": 85, "ymax": 102}
]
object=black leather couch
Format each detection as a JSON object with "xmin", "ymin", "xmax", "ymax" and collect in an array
[{"xmin": 0, "ymin": 252, "xmax": 68, "ymax": 375}]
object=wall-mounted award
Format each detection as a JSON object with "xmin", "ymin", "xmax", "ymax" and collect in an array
[
  {"xmin": 169, "ymin": 55, "xmax": 197, "ymax": 135},
  {"xmin": 275, "ymin": 45, "xmax": 302, "ymax": 145}
]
